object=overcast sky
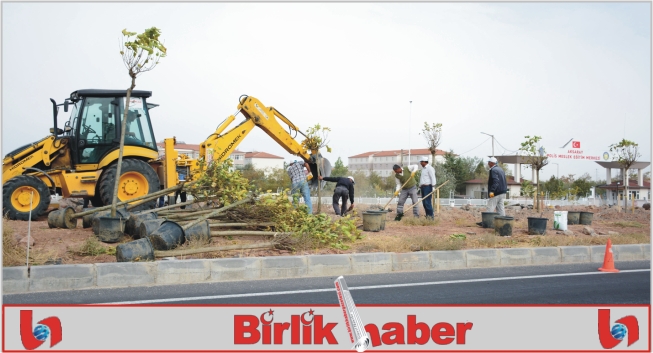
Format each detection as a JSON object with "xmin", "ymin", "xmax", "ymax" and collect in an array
[{"xmin": 2, "ymin": 2, "xmax": 650, "ymax": 182}]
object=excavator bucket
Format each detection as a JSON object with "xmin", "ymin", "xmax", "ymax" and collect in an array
[{"xmin": 308, "ymin": 156, "xmax": 332, "ymax": 190}]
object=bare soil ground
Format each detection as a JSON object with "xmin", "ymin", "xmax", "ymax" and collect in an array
[{"xmin": 3, "ymin": 202, "xmax": 650, "ymax": 267}]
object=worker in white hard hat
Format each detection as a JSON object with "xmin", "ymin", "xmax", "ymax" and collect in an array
[
  {"xmin": 318, "ymin": 174, "xmax": 355, "ymax": 216},
  {"xmin": 486, "ymin": 157, "xmax": 507, "ymax": 216},
  {"xmin": 418, "ymin": 156, "xmax": 436, "ymax": 219}
]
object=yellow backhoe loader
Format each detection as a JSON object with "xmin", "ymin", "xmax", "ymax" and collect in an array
[{"xmin": 3, "ymin": 91, "xmax": 329, "ymax": 220}]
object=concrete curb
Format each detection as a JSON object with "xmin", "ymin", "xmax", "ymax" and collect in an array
[{"xmin": 3, "ymin": 244, "xmax": 650, "ymax": 294}]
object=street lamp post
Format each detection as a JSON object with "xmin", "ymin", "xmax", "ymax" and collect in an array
[
  {"xmin": 480, "ymin": 132, "xmax": 494, "ymax": 157},
  {"xmin": 551, "ymin": 163, "xmax": 559, "ymax": 179},
  {"xmin": 408, "ymin": 101, "xmax": 412, "ymax": 164}
]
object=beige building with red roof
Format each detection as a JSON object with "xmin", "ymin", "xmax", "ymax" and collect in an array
[
  {"xmin": 348, "ymin": 148, "xmax": 448, "ymax": 176},
  {"xmin": 244, "ymin": 151, "xmax": 285, "ymax": 172},
  {"xmin": 465, "ymin": 176, "xmax": 525, "ymax": 199}
]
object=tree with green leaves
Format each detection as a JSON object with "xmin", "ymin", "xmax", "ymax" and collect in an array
[
  {"xmin": 542, "ymin": 176, "xmax": 564, "ymax": 199},
  {"xmin": 571, "ymin": 173, "xmax": 594, "ymax": 199},
  {"xmin": 609, "ymin": 139, "xmax": 640, "ymax": 212},
  {"xmin": 519, "ymin": 135, "xmax": 548, "ymax": 212},
  {"xmin": 434, "ymin": 163, "xmax": 456, "ymax": 198},
  {"xmin": 301, "ymin": 124, "xmax": 331, "ymax": 212},
  {"xmin": 420, "ymin": 122, "xmax": 443, "ymax": 210},
  {"xmin": 420, "ymin": 122, "xmax": 443, "ymax": 165},
  {"xmin": 520, "ymin": 179, "xmax": 535, "ymax": 197},
  {"xmin": 241, "ymin": 165, "xmax": 291, "ymax": 193},
  {"xmin": 111, "ymin": 27, "xmax": 166, "ymax": 217},
  {"xmin": 331, "ymin": 157, "xmax": 349, "ymax": 177},
  {"xmin": 441, "ymin": 152, "xmax": 481, "ymax": 194}
]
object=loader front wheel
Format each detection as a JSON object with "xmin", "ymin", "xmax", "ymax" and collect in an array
[
  {"xmin": 98, "ymin": 159, "xmax": 159, "ymax": 211},
  {"xmin": 2, "ymin": 175, "xmax": 51, "ymax": 220}
]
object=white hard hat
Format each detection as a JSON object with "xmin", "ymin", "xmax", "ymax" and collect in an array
[
  {"xmin": 419, "ymin": 156, "xmax": 429, "ymax": 162},
  {"xmin": 348, "ymin": 176, "xmax": 355, "ymax": 183},
  {"xmin": 487, "ymin": 157, "xmax": 498, "ymax": 164}
]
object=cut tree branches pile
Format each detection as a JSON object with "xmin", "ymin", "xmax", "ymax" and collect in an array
[{"xmin": 55, "ymin": 159, "xmax": 363, "ymax": 261}]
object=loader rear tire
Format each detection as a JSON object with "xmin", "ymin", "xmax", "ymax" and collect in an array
[
  {"xmin": 3, "ymin": 175, "xmax": 51, "ymax": 220},
  {"xmin": 98, "ymin": 159, "xmax": 159, "ymax": 212},
  {"xmin": 89, "ymin": 193, "xmax": 103, "ymax": 207}
]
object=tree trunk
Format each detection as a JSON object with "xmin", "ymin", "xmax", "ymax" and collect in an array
[
  {"xmin": 110, "ymin": 77, "xmax": 136, "ymax": 217},
  {"xmin": 535, "ymin": 169, "xmax": 540, "ymax": 212},
  {"xmin": 316, "ymin": 153, "xmax": 322, "ymax": 213},
  {"xmin": 624, "ymin": 168, "xmax": 628, "ymax": 213},
  {"xmin": 431, "ymin": 151, "xmax": 436, "ymax": 210}
]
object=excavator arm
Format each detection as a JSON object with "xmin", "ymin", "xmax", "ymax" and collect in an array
[
  {"xmin": 199, "ymin": 95, "xmax": 325, "ymax": 165},
  {"xmin": 237, "ymin": 96, "xmax": 313, "ymax": 162},
  {"xmin": 165, "ymin": 95, "xmax": 331, "ymax": 190}
]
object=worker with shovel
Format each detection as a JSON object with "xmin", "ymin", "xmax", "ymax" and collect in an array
[
  {"xmin": 318, "ymin": 175, "xmax": 355, "ymax": 216},
  {"xmin": 393, "ymin": 164, "xmax": 420, "ymax": 219}
]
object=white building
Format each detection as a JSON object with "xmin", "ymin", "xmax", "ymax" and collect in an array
[
  {"xmin": 244, "ymin": 151, "xmax": 285, "ymax": 173},
  {"xmin": 156, "ymin": 142, "xmax": 200, "ymax": 159},
  {"xmin": 348, "ymin": 148, "xmax": 448, "ymax": 177},
  {"xmin": 464, "ymin": 176, "xmax": 525, "ymax": 199}
]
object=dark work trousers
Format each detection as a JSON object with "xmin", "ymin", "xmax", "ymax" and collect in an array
[
  {"xmin": 170, "ymin": 190, "xmax": 187, "ymax": 209},
  {"xmin": 420, "ymin": 185, "xmax": 434, "ymax": 219},
  {"xmin": 332, "ymin": 186, "xmax": 350, "ymax": 216},
  {"xmin": 397, "ymin": 186, "xmax": 420, "ymax": 217}
]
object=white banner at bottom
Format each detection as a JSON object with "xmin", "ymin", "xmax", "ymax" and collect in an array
[{"xmin": 3, "ymin": 305, "xmax": 650, "ymax": 352}]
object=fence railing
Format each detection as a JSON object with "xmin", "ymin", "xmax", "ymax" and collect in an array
[{"xmin": 300, "ymin": 196, "xmax": 649, "ymax": 208}]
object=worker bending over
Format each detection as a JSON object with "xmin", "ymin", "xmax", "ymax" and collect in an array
[{"xmin": 319, "ymin": 175, "xmax": 355, "ymax": 216}]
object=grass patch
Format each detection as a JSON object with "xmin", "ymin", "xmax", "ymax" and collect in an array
[
  {"xmin": 611, "ymin": 221, "xmax": 644, "ymax": 228},
  {"xmin": 3, "ymin": 216, "xmax": 58, "ymax": 266},
  {"xmin": 354, "ymin": 233, "xmax": 465, "ymax": 253},
  {"xmin": 400, "ymin": 217, "xmax": 441, "ymax": 226},
  {"xmin": 453, "ymin": 218, "xmax": 469, "ymax": 227},
  {"xmin": 353, "ymin": 231, "xmax": 649, "ymax": 254},
  {"xmin": 70, "ymin": 236, "xmax": 110, "ymax": 256},
  {"xmin": 3, "ymin": 217, "xmax": 26, "ymax": 266}
]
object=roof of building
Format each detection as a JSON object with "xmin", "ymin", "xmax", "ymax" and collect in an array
[
  {"xmin": 349, "ymin": 151, "xmax": 379, "ymax": 158},
  {"xmin": 464, "ymin": 176, "xmax": 526, "ymax": 186},
  {"xmin": 596, "ymin": 179, "xmax": 650, "ymax": 190},
  {"xmin": 595, "ymin": 161, "xmax": 650, "ymax": 169},
  {"xmin": 244, "ymin": 151, "xmax": 284, "ymax": 159},
  {"xmin": 349, "ymin": 148, "xmax": 448, "ymax": 158}
]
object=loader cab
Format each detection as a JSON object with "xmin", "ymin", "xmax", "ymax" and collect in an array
[{"xmin": 64, "ymin": 89, "xmax": 158, "ymax": 165}]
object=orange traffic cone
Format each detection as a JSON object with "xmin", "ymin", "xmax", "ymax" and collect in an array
[{"xmin": 598, "ymin": 239, "xmax": 619, "ymax": 273}]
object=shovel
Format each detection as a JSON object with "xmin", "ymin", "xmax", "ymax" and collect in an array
[
  {"xmin": 395, "ymin": 180, "xmax": 450, "ymax": 221},
  {"xmin": 376, "ymin": 170, "xmax": 418, "ymax": 211}
]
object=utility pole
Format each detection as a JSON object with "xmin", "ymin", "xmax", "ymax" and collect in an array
[
  {"xmin": 481, "ymin": 132, "xmax": 495, "ymax": 157},
  {"xmin": 408, "ymin": 101, "xmax": 412, "ymax": 165}
]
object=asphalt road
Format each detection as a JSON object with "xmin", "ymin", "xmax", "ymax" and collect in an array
[{"xmin": 3, "ymin": 261, "xmax": 650, "ymax": 305}]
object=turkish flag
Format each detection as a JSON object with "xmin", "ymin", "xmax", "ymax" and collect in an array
[{"xmin": 572, "ymin": 141, "xmax": 580, "ymax": 148}]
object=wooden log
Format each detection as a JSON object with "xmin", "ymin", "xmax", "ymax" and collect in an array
[
  {"xmin": 174, "ymin": 219, "xmax": 225, "ymax": 225},
  {"xmin": 71, "ymin": 181, "xmax": 195, "ymax": 219},
  {"xmin": 182, "ymin": 197, "xmax": 254, "ymax": 230},
  {"xmin": 209, "ymin": 222, "xmax": 275, "ymax": 228},
  {"xmin": 154, "ymin": 242, "xmax": 275, "ymax": 257},
  {"xmin": 211, "ymin": 231, "xmax": 290, "ymax": 237},
  {"xmin": 131, "ymin": 199, "xmax": 196, "ymax": 212},
  {"xmin": 160, "ymin": 209, "xmax": 214, "ymax": 218}
]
